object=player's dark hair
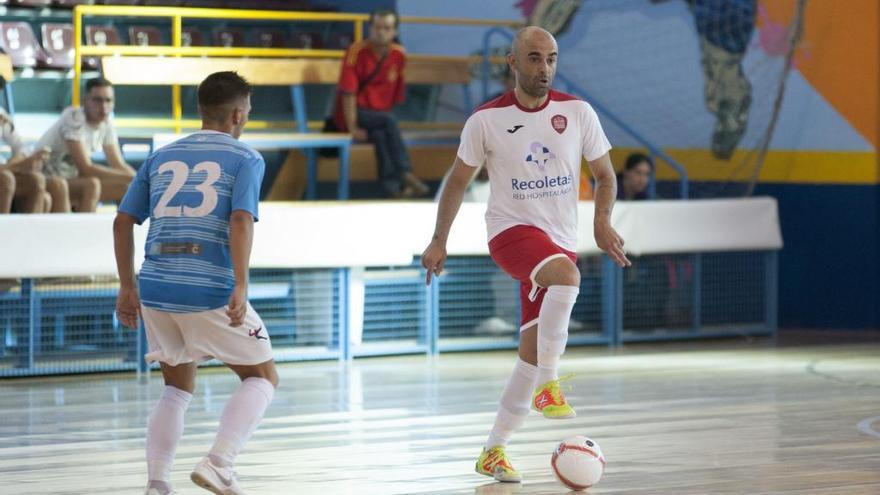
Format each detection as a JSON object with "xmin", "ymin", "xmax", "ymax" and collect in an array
[
  {"xmin": 85, "ymin": 77, "xmax": 112, "ymax": 94},
  {"xmin": 625, "ymin": 152, "xmax": 654, "ymax": 171},
  {"xmin": 197, "ymin": 71, "xmax": 251, "ymax": 122},
  {"xmin": 370, "ymin": 9, "xmax": 400, "ymax": 28}
]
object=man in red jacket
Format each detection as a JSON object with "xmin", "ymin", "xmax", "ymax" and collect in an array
[{"xmin": 331, "ymin": 9, "xmax": 429, "ymax": 198}]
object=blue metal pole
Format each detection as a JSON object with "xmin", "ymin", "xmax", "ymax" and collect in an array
[
  {"xmin": 338, "ymin": 143, "xmax": 350, "ymax": 200},
  {"xmin": 691, "ymin": 253, "xmax": 702, "ymax": 335},
  {"xmin": 338, "ymin": 268, "xmax": 351, "ymax": 361},
  {"xmin": 601, "ymin": 257, "xmax": 620, "ymax": 347},
  {"xmin": 765, "ymin": 251, "xmax": 779, "ymax": 339},
  {"xmin": 425, "ymin": 275, "xmax": 440, "ymax": 356},
  {"xmin": 4, "ymin": 82, "xmax": 14, "ymax": 116},
  {"xmin": 24, "ymin": 278, "xmax": 34, "ymax": 370}
]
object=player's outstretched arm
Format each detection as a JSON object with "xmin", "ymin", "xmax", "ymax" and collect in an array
[
  {"xmin": 588, "ymin": 152, "xmax": 631, "ymax": 267},
  {"xmin": 227, "ymin": 209, "xmax": 254, "ymax": 327},
  {"xmin": 422, "ymin": 157, "xmax": 474, "ymax": 285},
  {"xmin": 113, "ymin": 212, "xmax": 141, "ymax": 328}
]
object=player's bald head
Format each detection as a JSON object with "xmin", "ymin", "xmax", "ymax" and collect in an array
[
  {"xmin": 507, "ymin": 26, "xmax": 558, "ymax": 100},
  {"xmin": 510, "ymin": 26, "xmax": 557, "ymax": 60}
]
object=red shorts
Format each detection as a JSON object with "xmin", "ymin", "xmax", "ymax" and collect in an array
[{"xmin": 488, "ymin": 225, "xmax": 577, "ymax": 331}]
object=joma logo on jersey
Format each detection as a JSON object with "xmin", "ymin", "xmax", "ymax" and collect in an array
[{"xmin": 525, "ymin": 141, "xmax": 556, "ymax": 169}]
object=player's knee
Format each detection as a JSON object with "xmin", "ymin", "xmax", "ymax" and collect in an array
[
  {"xmin": 0, "ymin": 170, "xmax": 15, "ymax": 191},
  {"xmin": 546, "ymin": 258, "xmax": 580, "ymax": 287},
  {"xmin": 264, "ymin": 365, "xmax": 279, "ymax": 388},
  {"xmin": 46, "ymin": 176, "xmax": 67, "ymax": 195},
  {"xmin": 85, "ymin": 176, "xmax": 102, "ymax": 198},
  {"xmin": 239, "ymin": 363, "xmax": 278, "ymax": 388},
  {"xmin": 251, "ymin": 372, "xmax": 278, "ymax": 389},
  {"xmin": 20, "ymin": 171, "xmax": 46, "ymax": 191}
]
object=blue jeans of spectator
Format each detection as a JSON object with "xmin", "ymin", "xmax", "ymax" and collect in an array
[{"xmin": 357, "ymin": 108, "xmax": 411, "ymax": 195}]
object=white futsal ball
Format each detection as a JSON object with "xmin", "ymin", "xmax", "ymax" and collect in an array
[{"xmin": 551, "ymin": 435, "xmax": 606, "ymax": 491}]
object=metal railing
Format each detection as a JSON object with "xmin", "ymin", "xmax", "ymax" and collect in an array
[
  {"xmin": 72, "ymin": 4, "xmax": 521, "ymax": 132},
  {"xmin": 0, "ymin": 252, "xmax": 777, "ymax": 377}
]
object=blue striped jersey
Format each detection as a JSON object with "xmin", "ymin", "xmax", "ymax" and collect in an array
[{"xmin": 119, "ymin": 130, "xmax": 265, "ymax": 312}]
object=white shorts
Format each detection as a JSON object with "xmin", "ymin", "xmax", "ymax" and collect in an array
[{"xmin": 141, "ymin": 302, "xmax": 273, "ymax": 366}]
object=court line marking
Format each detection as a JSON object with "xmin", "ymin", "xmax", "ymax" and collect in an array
[{"xmin": 857, "ymin": 416, "xmax": 880, "ymax": 439}]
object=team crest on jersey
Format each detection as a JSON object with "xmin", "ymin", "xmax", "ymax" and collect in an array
[
  {"xmin": 387, "ymin": 67, "xmax": 398, "ymax": 83},
  {"xmin": 551, "ymin": 114, "xmax": 567, "ymax": 134},
  {"xmin": 526, "ymin": 141, "xmax": 556, "ymax": 169}
]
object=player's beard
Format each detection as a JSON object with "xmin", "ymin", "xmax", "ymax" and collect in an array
[{"xmin": 520, "ymin": 75, "xmax": 553, "ymax": 98}]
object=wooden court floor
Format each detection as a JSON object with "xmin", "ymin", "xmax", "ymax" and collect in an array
[{"xmin": 0, "ymin": 339, "xmax": 878, "ymax": 494}]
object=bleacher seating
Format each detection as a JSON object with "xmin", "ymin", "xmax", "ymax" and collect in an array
[
  {"xmin": 291, "ymin": 31, "xmax": 321, "ymax": 49},
  {"xmin": 40, "ymin": 23, "xmax": 73, "ymax": 69},
  {"xmin": 9, "ymin": 0, "xmax": 52, "ymax": 7},
  {"xmin": 128, "ymin": 26, "xmax": 162, "ymax": 46},
  {"xmin": 83, "ymin": 24, "xmax": 120, "ymax": 69},
  {"xmin": 185, "ymin": 0, "xmax": 228, "ymax": 8},
  {"xmin": 50, "ymin": 0, "xmax": 93, "ymax": 8},
  {"xmin": 6, "ymin": 0, "xmax": 327, "ymax": 9},
  {"xmin": 86, "ymin": 25, "xmax": 122, "ymax": 46},
  {"xmin": 252, "ymin": 28, "xmax": 286, "ymax": 48},
  {"xmin": 212, "ymin": 26, "xmax": 245, "ymax": 48},
  {"xmin": 0, "ymin": 22, "xmax": 46, "ymax": 68},
  {"xmin": 325, "ymin": 32, "xmax": 352, "ymax": 50},
  {"xmin": 181, "ymin": 26, "xmax": 206, "ymax": 47}
]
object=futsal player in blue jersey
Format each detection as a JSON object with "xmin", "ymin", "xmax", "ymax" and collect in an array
[{"xmin": 114, "ymin": 71, "xmax": 277, "ymax": 495}]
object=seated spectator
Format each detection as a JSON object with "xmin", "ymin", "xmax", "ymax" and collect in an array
[
  {"xmin": 617, "ymin": 152, "xmax": 652, "ymax": 200},
  {"xmin": 328, "ymin": 9, "xmax": 429, "ymax": 199},
  {"xmin": 0, "ymin": 108, "xmax": 57, "ymax": 213},
  {"xmin": 35, "ymin": 77, "xmax": 134, "ymax": 212},
  {"xmin": 616, "ymin": 152, "xmax": 693, "ymax": 329}
]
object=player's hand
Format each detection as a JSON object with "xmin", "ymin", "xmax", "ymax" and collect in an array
[
  {"xmin": 115, "ymin": 285, "xmax": 141, "ymax": 329},
  {"xmin": 353, "ymin": 128, "xmax": 369, "ymax": 143},
  {"xmin": 31, "ymin": 147, "xmax": 50, "ymax": 171},
  {"xmin": 595, "ymin": 219, "xmax": 631, "ymax": 267},
  {"xmin": 421, "ymin": 238, "xmax": 447, "ymax": 285},
  {"xmin": 226, "ymin": 285, "xmax": 247, "ymax": 327}
]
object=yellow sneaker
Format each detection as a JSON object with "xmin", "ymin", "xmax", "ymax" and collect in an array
[
  {"xmin": 532, "ymin": 374, "xmax": 577, "ymax": 419},
  {"xmin": 475, "ymin": 446, "xmax": 522, "ymax": 482}
]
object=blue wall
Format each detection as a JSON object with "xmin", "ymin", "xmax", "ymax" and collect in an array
[{"xmin": 754, "ymin": 183, "xmax": 880, "ymax": 329}]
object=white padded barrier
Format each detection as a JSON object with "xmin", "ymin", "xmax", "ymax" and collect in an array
[{"xmin": 0, "ymin": 197, "xmax": 782, "ymax": 278}]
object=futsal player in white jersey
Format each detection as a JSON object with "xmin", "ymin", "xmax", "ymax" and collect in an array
[
  {"xmin": 113, "ymin": 71, "xmax": 278, "ymax": 495},
  {"xmin": 421, "ymin": 27, "xmax": 631, "ymax": 482}
]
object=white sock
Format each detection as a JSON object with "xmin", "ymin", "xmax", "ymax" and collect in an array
[
  {"xmin": 486, "ymin": 358, "xmax": 539, "ymax": 448},
  {"xmin": 537, "ymin": 285, "xmax": 579, "ymax": 385},
  {"xmin": 146, "ymin": 386, "xmax": 192, "ymax": 484},
  {"xmin": 208, "ymin": 377, "xmax": 275, "ymax": 467}
]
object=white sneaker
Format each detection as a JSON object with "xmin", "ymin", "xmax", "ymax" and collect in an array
[
  {"xmin": 190, "ymin": 457, "xmax": 246, "ymax": 495},
  {"xmin": 144, "ymin": 489, "xmax": 176, "ymax": 495},
  {"xmin": 476, "ymin": 316, "xmax": 516, "ymax": 334}
]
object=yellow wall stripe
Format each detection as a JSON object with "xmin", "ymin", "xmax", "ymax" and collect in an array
[{"xmin": 605, "ymin": 149, "xmax": 879, "ymax": 185}]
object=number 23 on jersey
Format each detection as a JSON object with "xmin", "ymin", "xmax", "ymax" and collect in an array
[{"xmin": 153, "ymin": 160, "xmax": 222, "ymax": 218}]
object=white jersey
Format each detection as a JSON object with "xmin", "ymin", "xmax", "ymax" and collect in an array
[
  {"xmin": 457, "ymin": 90, "xmax": 611, "ymax": 250},
  {"xmin": 0, "ymin": 108, "xmax": 25, "ymax": 162},
  {"xmin": 35, "ymin": 106, "xmax": 118, "ymax": 179}
]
